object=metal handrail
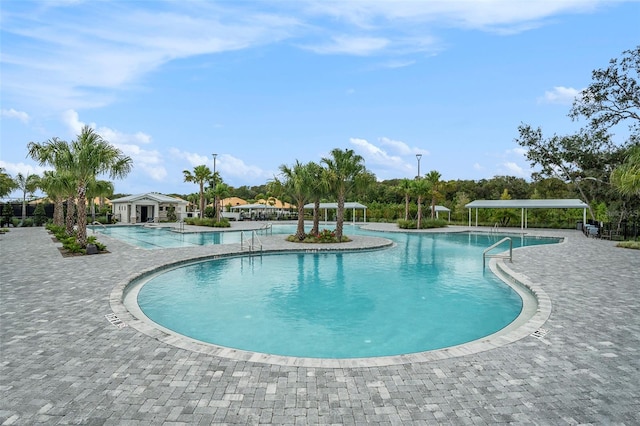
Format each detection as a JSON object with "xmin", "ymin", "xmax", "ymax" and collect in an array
[
  {"xmin": 240, "ymin": 230, "xmax": 263, "ymax": 254},
  {"xmin": 483, "ymin": 237, "xmax": 512, "ymax": 268},
  {"xmin": 258, "ymin": 222, "xmax": 273, "ymax": 235},
  {"xmin": 91, "ymin": 221, "xmax": 106, "ymax": 234},
  {"xmin": 174, "ymin": 219, "xmax": 184, "ymax": 232}
]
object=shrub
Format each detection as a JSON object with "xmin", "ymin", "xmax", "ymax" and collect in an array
[
  {"xmin": 617, "ymin": 241, "xmax": 640, "ymax": 250},
  {"xmin": 34, "ymin": 204, "xmax": 47, "ymax": 226},
  {"xmin": 286, "ymin": 229, "xmax": 351, "ymax": 243},
  {"xmin": 397, "ymin": 218, "xmax": 448, "ymax": 229},
  {"xmin": 184, "ymin": 217, "xmax": 231, "ymax": 228},
  {"xmin": 87, "ymin": 235, "xmax": 107, "ymax": 252}
]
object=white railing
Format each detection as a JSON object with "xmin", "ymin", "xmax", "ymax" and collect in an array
[
  {"xmin": 91, "ymin": 221, "xmax": 106, "ymax": 234},
  {"xmin": 240, "ymin": 230, "xmax": 263, "ymax": 254},
  {"xmin": 174, "ymin": 219, "xmax": 185, "ymax": 232},
  {"xmin": 482, "ymin": 237, "xmax": 512, "ymax": 268},
  {"xmin": 258, "ymin": 222, "xmax": 273, "ymax": 236}
]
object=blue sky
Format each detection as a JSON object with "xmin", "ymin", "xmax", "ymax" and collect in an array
[{"xmin": 1, "ymin": 0, "xmax": 638, "ymax": 198}]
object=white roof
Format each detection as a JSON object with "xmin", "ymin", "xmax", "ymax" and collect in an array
[
  {"xmin": 111, "ymin": 193, "xmax": 188, "ymax": 204},
  {"xmin": 303, "ymin": 202, "xmax": 367, "ymax": 209},
  {"xmin": 465, "ymin": 199, "xmax": 588, "ymax": 209}
]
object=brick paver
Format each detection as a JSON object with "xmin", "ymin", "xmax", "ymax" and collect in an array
[{"xmin": 1, "ymin": 224, "xmax": 639, "ymax": 424}]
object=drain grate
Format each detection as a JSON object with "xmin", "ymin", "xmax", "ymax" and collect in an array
[
  {"xmin": 531, "ymin": 328, "xmax": 549, "ymax": 339},
  {"xmin": 105, "ymin": 313, "xmax": 127, "ymax": 329}
]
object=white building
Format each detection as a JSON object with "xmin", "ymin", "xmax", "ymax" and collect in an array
[{"xmin": 111, "ymin": 193, "xmax": 188, "ymax": 224}]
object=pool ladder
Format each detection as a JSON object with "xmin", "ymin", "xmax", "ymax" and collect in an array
[
  {"xmin": 91, "ymin": 221, "xmax": 106, "ymax": 234},
  {"xmin": 241, "ymin": 230, "xmax": 263, "ymax": 255},
  {"xmin": 482, "ymin": 237, "xmax": 512, "ymax": 269}
]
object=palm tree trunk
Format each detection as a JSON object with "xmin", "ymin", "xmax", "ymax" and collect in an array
[
  {"xmin": 54, "ymin": 197, "xmax": 64, "ymax": 227},
  {"xmin": 312, "ymin": 199, "xmax": 320, "ymax": 235},
  {"xmin": 199, "ymin": 183, "xmax": 205, "ymax": 219},
  {"xmin": 405, "ymin": 195, "xmax": 409, "ymax": 221},
  {"xmin": 417, "ymin": 196, "xmax": 423, "ymax": 229},
  {"xmin": 76, "ymin": 185, "xmax": 88, "ymax": 247},
  {"xmin": 296, "ymin": 203, "xmax": 306, "ymax": 240},
  {"xmin": 335, "ymin": 193, "xmax": 345, "ymax": 241},
  {"xmin": 65, "ymin": 195, "xmax": 75, "ymax": 235}
]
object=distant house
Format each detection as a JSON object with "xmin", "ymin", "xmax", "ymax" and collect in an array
[{"xmin": 111, "ymin": 193, "xmax": 188, "ymax": 224}]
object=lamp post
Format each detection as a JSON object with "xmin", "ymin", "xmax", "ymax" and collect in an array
[
  {"xmin": 212, "ymin": 153, "xmax": 218, "ymax": 221},
  {"xmin": 416, "ymin": 154, "xmax": 422, "ymax": 179}
]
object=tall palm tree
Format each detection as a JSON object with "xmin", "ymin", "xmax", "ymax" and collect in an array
[
  {"xmin": 321, "ymin": 148, "xmax": 368, "ymax": 241},
  {"xmin": 14, "ymin": 172, "xmax": 40, "ymax": 225},
  {"xmin": 87, "ymin": 180, "xmax": 114, "ymax": 222},
  {"xmin": 397, "ymin": 178, "xmax": 413, "ymax": 221},
  {"xmin": 411, "ymin": 177, "xmax": 430, "ymax": 229},
  {"xmin": 425, "ymin": 170, "xmax": 442, "ymax": 219},
  {"xmin": 306, "ymin": 162, "xmax": 328, "ymax": 235},
  {"xmin": 211, "ymin": 182, "xmax": 230, "ymax": 222},
  {"xmin": 28, "ymin": 126, "xmax": 132, "ymax": 246},
  {"xmin": 39, "ymin": 170, "xmax": 75, "ymax": 227},
  {"xmin": 183, "ymin": 165, "xmax": 212, "ymax": 219},
  {"xmin": 277, "ymin": 160, "xmax": 313, "ymax": 240}
]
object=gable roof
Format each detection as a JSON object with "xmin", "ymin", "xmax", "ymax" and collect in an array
[{"xmin": 111, "ymin": 193, "xmax": 188, "ymax": 204}]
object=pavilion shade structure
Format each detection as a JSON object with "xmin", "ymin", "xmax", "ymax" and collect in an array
[
  {"xmin": 303, "ymin": 202, "xmax": 367, "ymax": 223},
  {"xmin": 465, "ymin": 199, "xmax": 589, "ymax": 229}
]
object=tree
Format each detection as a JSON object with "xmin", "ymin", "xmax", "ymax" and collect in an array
[
  {"xmin": 570, "ymin": 46, "xmax": 640, "ymax": 133},
  {"xmin": 87, "ymin": 180, "xmax": 114, "ymax": 222},
  {"xmin": 14, "ymin": 173, "xmax": 40, "ymax": 225},
  {"xmin": 411, "ymin": 178, "xmax": 430, "ymax": 229},
  {"xmin": 397, "ymin": 179, "xmax": 413, "ymax": 221},
  {"xmin": 321, "ymin": 148, "xmax": 368, "ymax": 241},
  {"xmin": 277, "ymin": 160, "xmax": 313, "ymax": 240},
  {"xmin": 2, "ymin": 202, "xmax": 13, "ymax": 227},
  {"xmin": 0, "ymin": 168, "xmax": 17, "ymax": 198},
  {"xmin": 306, "ymin": 162, "xmax": 328, "ymax": 235},
  {"xmin": 611, "ymin": 143, "xmax": 640, "ymax": 196},
  {"xmin": 211, "ymin": 182, "xmax": 231, "ymax": 222},
  {"xmin": 183, "ymin": 165, "xmax": 212, "ymax": 219},
  {"xmin": 39, "ymin": 170, "xmax": 75, "ymax": 227},
  {"xmin": 425, "ymin": 170, "xmax": 442, "ymax": 219},
  {"xmin": 28, "ymin": 126, "xmax": 132, "ymax": 246},
  {"xmin": 515, "ymin": 124, "xmax": 620, "ymax": 220}
]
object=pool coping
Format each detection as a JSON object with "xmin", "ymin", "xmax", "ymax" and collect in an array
[{"xmin": 109, "ymin": 230, "xmax": 560, "ymax": 368}]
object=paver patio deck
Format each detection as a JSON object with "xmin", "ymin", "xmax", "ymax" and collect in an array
[{"xmin": 1, "ymin": 223, "xmax": 639, "ymax": 424}]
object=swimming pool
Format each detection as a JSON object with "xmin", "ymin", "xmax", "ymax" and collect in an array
[
  {"xmin": 127, "ymin": 229, "xmax": 561, "ymax": 359},
  {"xmin": 93, "ymin": 225, "xmax": 244, "ymax": 249}
]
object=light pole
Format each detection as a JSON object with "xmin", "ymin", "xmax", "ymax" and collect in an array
[
  {"xmin": 416, "ymin": 154, "xmax": 422, "ymax": 179},
  {"xmin": 212, "ymin": 153, "xmax": 218, "ymax": 221}
]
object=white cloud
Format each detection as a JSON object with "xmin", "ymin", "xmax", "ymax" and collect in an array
[
  {"xmin": 539, "ymin": 86, "xmax": 581, "ymax": 105},
  {"xmin": 473, "ymin": 163, "xmax": 484, "ymax": 171},
  {"xmin": 501, "ymin": 161, "xmax": 527, "ymax": 177},
  {"xmin": 378, "ymin": 137, "xmax": 428, "ymax": 156},
  {"xmin": 169, "ymin": 149, "xmax": 271, "ymax": 184},
  {"xmin": 349, "ymin": 137, "xmax": 423, "ymax": 179},
  {"xmin": 302, "ymin": 36, "xmax": 389, "ymax": 56},
  {"xmin": 61, "ymin": 109, "xmax": 166, "ymax": 181},
  {"xmin": 0, "ymin": 108, "xmax": 30, "ymax": 123}
]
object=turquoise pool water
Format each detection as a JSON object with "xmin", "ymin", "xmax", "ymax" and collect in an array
[
  {"xmin": 135, "ymin": 229, "xmax": 561, "ymax": 358},
  {"xmin": 93, "ymin": 225, "xmax": 244, "ymax": 248}
]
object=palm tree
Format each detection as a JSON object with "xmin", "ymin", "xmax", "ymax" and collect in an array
[
  {"xmin": 211, "ymin": 182, "xmax": 230, "ymax": 222},
  {"xmin": 397, "ymin": 178, "xmax": 413, "ymax": 221},
  {"xmin": 277, "ymin": 160, "xmax": 313, "ymax": 240},
  {"xmin": 87, "ymin": 180, "xmax": 114, "ymax": 222},
  {"xmin": 611, "ymin": 144, "xmax": 640, "ymax": 196},
  {"xmin": 321, "ymin": 148, "xmax": 368, "ymax": 241},
  {"xmin": 183, "ymin": 165, "xmax": 213, "ymax": 219},
  {"xmin": 28, "ymin": 126, "xmax": 132, "ymax": 246},
  {"xmin": 39, "ymin": 170, "xmax": 75, "ymax": 227},
  {"xmin": 14, "ymin": 172, "xmax": 40, "ymax": 225},
  {"xmin": 425, "ymin": 170, "xmax": 442, "ymax": 219},
  {"xmin": 306, "ymin": 162, "xmax": 328, "ymax": 235},
  {"xmin": 0, "ymin": 168, "xmax": 17, "ymax": 198},
  {"xmin": 411, "ymin": 177, "xmax": 430, "ymax": 229}
]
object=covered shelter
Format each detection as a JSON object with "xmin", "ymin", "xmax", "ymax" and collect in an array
[
  {"xmin": 303, "ymin": 202, "xmax": 367, "ymax": 223},
  {"xmin": 465, "ymin": 199, "xmax": 589, "ymax": 229},
  {"xmin": 230, "ymin": 203, "xmax": 281, "ymax": 220},
  {"xmin": 111, "ymin": 193, "xmax": 188, "ymax": 224},
  {"xmin": 433, "ymin": 205, "xmax": 451, "ymax": 221}
]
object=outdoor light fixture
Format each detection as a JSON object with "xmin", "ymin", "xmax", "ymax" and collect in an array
[{"xmin": 416, "ymin": 153, "xmax": 423, "ymax": 178}]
